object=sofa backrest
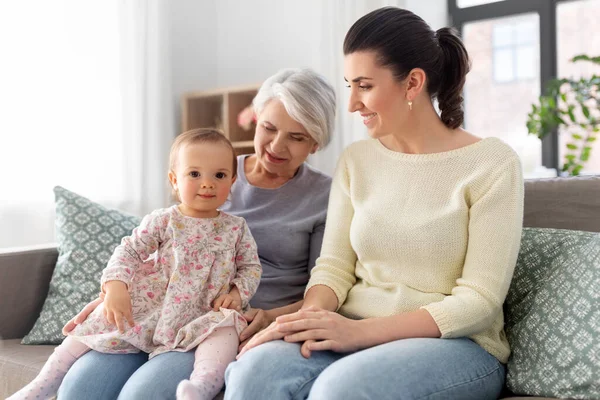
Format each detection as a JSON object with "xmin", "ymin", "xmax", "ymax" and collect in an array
[{"xmin": 524, "ymin": 175, "xmax": 600, "ymax": 233}]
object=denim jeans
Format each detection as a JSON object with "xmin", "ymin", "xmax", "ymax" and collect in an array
[
  {"xmin": 224, "ymin": 338, "xmax": 505, "ymax": 400},
  {"xmin": 57, "ymin": 349, "xmax": 195, "ymax": 400}
]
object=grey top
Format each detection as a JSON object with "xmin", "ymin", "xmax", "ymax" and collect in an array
[{"xmin": 220, "ymin": 155, "xmax": 331, "ymax": 310}]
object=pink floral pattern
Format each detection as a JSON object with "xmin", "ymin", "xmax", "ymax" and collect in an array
[{"xmin": 69, "ymin": 206, "xmax": 261, "ymax": 358}]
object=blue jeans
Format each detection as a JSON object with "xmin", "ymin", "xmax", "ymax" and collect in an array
[
  {"xmin": 57, "ymin": 349, "xmax": 195, "ymax": 400},
  {"xmin": 224, "ymin": 338, "xmax": 505, "ymax": 400}
]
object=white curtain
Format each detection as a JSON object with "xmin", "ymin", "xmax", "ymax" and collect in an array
[{"xmin": 0, "ymin": 0, "xmax": 173, "ymax": 249}]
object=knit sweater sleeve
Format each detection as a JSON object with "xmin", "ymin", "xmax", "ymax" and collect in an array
[
  {"xmin": 421, "ymin": 155, "xmax": 524, "ymax": 338},
  {"xmin": 305, "ymin": 151, "xmax": 357, "ymax": 309}
]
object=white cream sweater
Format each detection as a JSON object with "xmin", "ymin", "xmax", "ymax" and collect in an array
[{"xmin": 306, "ymin": 137, "xmax": 524, "ymax": 363}]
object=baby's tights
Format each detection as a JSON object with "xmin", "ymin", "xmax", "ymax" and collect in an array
[
  {"xmin": 7, "ymin": 336, "xmax": 90, "ymax": 400},
  {"xmin": 176, "ymin": 326, "xmax": 239, "ymax": 400}
]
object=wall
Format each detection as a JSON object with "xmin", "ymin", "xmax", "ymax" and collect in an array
[
  {"xmin": 213, "ymin": 0, "xmax": 447, "ymax": 86},
  {"xmin": 166, "ymin": 0, "xmax": 449, "ymax": 174},
  {"xmin": 214, "ymin": 0, "xmax": 328, "ymax": 88},
  {"xmin": 167, "ymin": 1, "xmax": 218, "ymax": 125}
]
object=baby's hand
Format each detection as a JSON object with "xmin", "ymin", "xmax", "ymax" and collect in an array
[
  {"xmin": 103, "ymin": 281, "xmax": 135, "ymax": 333},
  {"xmin": 212, "ymin": 286, "xmax": 242, "ymax": 312}
]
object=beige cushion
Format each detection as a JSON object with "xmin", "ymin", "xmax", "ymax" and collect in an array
[
  {"xmin": 524, "ymin": 175, "xmax": 600, "ymax": 233},
  {"xmin": 0, "ymin": 339, "xmax": 56, "ymax": 398}
]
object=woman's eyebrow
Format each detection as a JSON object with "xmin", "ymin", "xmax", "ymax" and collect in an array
[
  {"xmin": 264, "ymin": 120, "xmax": 307, "ymax": 136},
  {"xmin": 344, "ymin": 76, "xmax": 373, "ymax": 82}
]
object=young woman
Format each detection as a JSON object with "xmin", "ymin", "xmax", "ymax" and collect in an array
[{"xmin": 226, "ymin": 7, "xmax": 523, "ymax": 400}]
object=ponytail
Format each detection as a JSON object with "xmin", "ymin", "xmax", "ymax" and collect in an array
[{"xmin": 436, "ymin": 27, "xmax": 470, "ymax": 129}]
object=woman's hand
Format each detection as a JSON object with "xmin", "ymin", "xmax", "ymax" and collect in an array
[
  {"xmin": 236, "ymin": 319, "xmax": 287, "ymax": 359},
  {"xmin": 103, "ymin": 281, "xmax": 135, "ymax": 333},
  {"xmin": 277, "ymin": 306, "xmax": 368, "ymax": 358},
  {"xmin": 238, "ymin": 308, "xmax": 276, "ymax": 351},
  {"xmin": 62, "ymin": 293, "xmax": 105, "ymax": 335}
]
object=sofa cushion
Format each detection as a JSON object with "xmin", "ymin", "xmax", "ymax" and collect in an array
[
  {"xmin": 0, "ymin": 245, "xmax": 58, "ymax": 339},
  {"xmin": 21, "ymin": 186, "xmax": 141, "ymax": 345},
  {"xmin": 504, "ymin": 227, "xmax": 600, "ymax": 399},
  {"xmin": 0, "ymin": 339, "xmax": 56, "ymax": 397}
]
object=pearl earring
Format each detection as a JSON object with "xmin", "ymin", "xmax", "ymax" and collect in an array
[{"xmin": 408, "ymin": 101, "xmax": 413, "ymax": 111}]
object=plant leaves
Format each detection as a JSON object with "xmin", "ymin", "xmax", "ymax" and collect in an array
[
  {"xmin": 560, "ymin": 93, "xmax": 567, "ymax": 103},
  {"xmin": 553, "ymin": 114, "xmax": 566, "ymax": 125},
  {"xmin": 529, "ymin": 54, "xmax": 599, "ymax": 176},
  {"xmin": 572, "ymin": 54, "xmax": 600, "ymax": 65},
  {"xmin": 582, "ymin": 105, "xmax": 591, "ymax": 119}
]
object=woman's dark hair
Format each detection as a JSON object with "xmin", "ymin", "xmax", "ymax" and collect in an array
[{"xmin": 343, "ymin": 7, "xmax": 470, "ymax": 129}]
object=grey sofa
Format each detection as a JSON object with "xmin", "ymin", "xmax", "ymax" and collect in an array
[{"xmin": 2, "ymin": 176, "xmax": 599, "ymax": 399}]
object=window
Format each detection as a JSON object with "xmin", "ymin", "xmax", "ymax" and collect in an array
[
  {"xmin": 449, "ymin": 0, "xmax": 600, "ymax": 176},
  {"xmin": 557, "ymin": 0, "xmax": 600, "ymax": 174},
  {"xmin": 458, "ymin": 0, "xmax": 505, "ymax": 8},
  {"xmin": 0, "ymin": 1, "xmax": 133, "ymax": 248},
  {"xmin": 463, "ymin": 13, "xmax": 543, "ymax": 177},
  {"xmin": 492, "ymin": 17, "xmax": 538, "ymax": 83}
]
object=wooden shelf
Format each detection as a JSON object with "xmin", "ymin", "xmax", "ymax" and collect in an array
[
  {"xmin": 182, "ymin": 83, "xmax": 261, "ymax": 154},
  {"xmin": 232, "ymin": 140, "xmax": 254, "ymax": 148}
]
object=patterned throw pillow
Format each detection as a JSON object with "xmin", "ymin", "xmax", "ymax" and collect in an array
[
  {"xmin": 504, "ymin": 227, "xmax": 600, "ymax": 399},
  {"xmin": 22, "ymin": 186, "xmax": 141, "ymax": 345}
]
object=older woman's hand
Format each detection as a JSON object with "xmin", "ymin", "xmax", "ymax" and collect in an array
[
  {"xmin": 238, "ymin": 308, "xmax": 276, "ymax": 351},
  {"xmin": 276, "ymin": 306, "xmax": 368, "ymax": 358},
  {"xmin": 61, "ymin": 293, "xmax": 105, "ymax": 335},
  {"xmin": 236, "ymin": 318, "xmax": 288, "ymax": 359}
]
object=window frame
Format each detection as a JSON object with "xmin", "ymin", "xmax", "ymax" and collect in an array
[{"xmin": 448, "ymin": 0, "xmax": 582, "ymax": 171}]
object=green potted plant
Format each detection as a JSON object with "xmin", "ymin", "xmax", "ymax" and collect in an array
[{"xmin": 527, "ymin": 55, "xmax": 599, "ymax": 176}]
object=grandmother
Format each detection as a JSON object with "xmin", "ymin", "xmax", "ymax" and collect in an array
[{"xmin": 58, "ymin": 67, "xmax": 337, "ymax": 400}]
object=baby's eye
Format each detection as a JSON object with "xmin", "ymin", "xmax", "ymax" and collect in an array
[
  {"xmin": 189, "ymin": 171, "xmax": 200, "ymax": 178},
  {"xmin": 215, "ymin": 172, "xmax": 226, "ymax": 179}
]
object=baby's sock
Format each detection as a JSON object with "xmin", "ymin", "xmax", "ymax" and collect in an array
[
  {"xmin": 7, "ymin": 337, "xmax": 90, "ymax": 400},
  {"xmin": 176, "ymin": 326, "xmax": 238, "ymax": 400}
]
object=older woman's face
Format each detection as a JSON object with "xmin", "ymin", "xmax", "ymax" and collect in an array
[{"xmin": 254, "ymin": 100, "xmax": 318, "ymax": 176}]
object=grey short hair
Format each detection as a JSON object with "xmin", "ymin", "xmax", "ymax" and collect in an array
[{"xmin": 253, "ymin": 68, "xmax": 336, "ymax": 149}]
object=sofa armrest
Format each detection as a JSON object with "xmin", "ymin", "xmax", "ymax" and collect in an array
[{"xmin": 0, "ymin": 245, "xmax": 58, "ymax": 339}]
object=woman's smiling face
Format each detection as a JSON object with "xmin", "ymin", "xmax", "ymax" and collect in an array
[
  {"xmin": 344, "ymin": 51, "xmax": 409, "ymax": 139},
  {"xmin": 253, "ymin": 99, "xmax": 318, "ymax": 176}
]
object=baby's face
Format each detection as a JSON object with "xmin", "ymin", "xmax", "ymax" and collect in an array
[{"xmin": 172, "ymin": 141, "xmax": 236, "ymax": 218}]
